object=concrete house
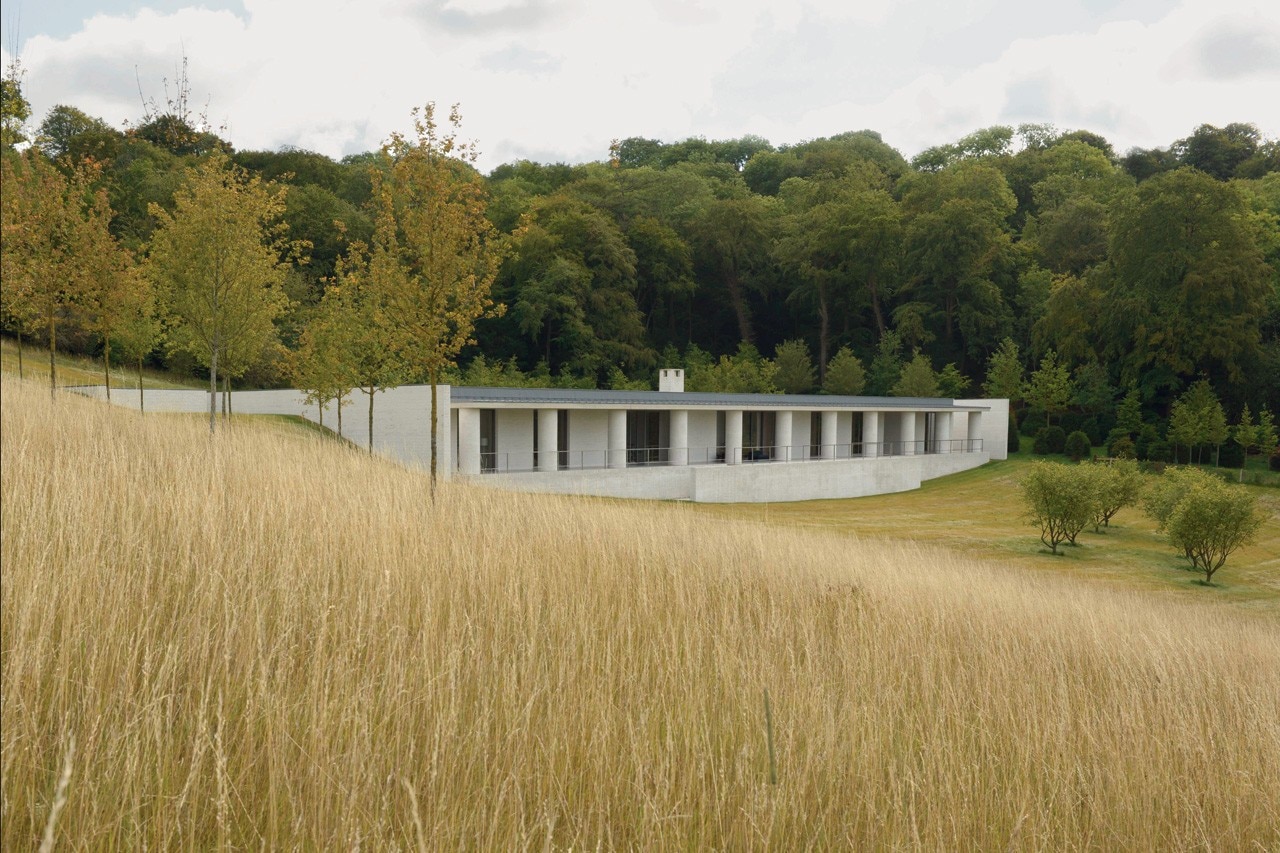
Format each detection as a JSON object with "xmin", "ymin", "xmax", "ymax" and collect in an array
[{"xmin": 84, "ymin": 368, "xmax": 1008, "ymax": 503}]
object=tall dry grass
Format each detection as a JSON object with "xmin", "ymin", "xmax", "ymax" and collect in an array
[{"xmin": 2, "ymin": 375, "xmax": 1278, "ymax": 849}]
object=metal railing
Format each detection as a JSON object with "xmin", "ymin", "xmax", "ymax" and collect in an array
[{"xmin": 475, "ymin": 438, "xmax": 982, "ymax": 474}]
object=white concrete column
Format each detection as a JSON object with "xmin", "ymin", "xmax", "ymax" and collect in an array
[
  {"xmin": 537, "ymin": 409, "xmax": 558, "ymax": 472},
  {"xmin": 457, "ymin": 407, "xmax": 481, "ymax": 476},
  {"xmin": 608, "ymin": 409, "xmax": 627, "ymax": 469},
  {"xmin": 670, "ymin": 409, "xmax": 689, "ymax": 466},
  {"xmin": 901, "ymin": 411, "xmax": 917, "ymax": 455},
  {"xmin": 968, "ymin": 411, "xmax": 984, "ymax": 453},
  {"xmin": 937, "ymin": 411, "xmax": 953, "ymax": 453},
  {"xmin": 821, "ymin": 410, "xmax": 838, "ymax": 459},
  {"xmin": 863, "ymin": 411, "xmax": 879, "ymax": 458},
  {"xmin": 725, "ymin": 410, "xmax": 743, "ymax": 465},
  {"xmin": 774, "ymin": 410, "xmax": 793, "ymax": 462}
]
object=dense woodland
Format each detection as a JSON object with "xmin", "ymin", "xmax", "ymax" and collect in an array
[{"xmin": 2, "ymin": 70, "xmax": 1279, "ymax": 461}]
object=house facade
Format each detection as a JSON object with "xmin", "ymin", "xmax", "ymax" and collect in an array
[{"xmin": 81, "ymin": 368, "xmax": 1008, "ymax": 503}]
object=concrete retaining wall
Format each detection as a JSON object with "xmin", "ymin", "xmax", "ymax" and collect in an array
[{"xmin": 480, "ymin": 450, "xmax": 989, "ymax": 503}]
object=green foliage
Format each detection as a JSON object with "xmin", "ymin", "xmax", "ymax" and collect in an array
[
  {"xmin": 145, "ymin": 153, "xmax": 294, "ymax": 430},
  {"xmin": 936, "ymin": 363, "xmax": 970, "ymax": 398},
  {"xmin": 892, "ymin": 350, "xmax": 940, "ymax": 397},
  {"xmin": 1, "ymin": 66, "xmax": 31, "ymax": 149},
  {"xmin": 1114, "ymin": 386, "xmax": 1143, "ymax": 436},
  {"xmin": 1023, "ymin": 350, "xmax": 1071, "ymax": 425},
  {"xmin": 1020, "ymin": 461, "xmax": 1099, "ymax": 554},
  {"xmin": 1167, "ymin": 379, "xmax": 1227, "ymax": 464},
  {"xmin": 1105, "ymin": 169, "xmax": 1271, "ymax": 387},
  {"xmin": 771, "ymin": 339, "xmax": 816, "ymax": 394},
  {"xmin": 1109, "ymin": 436, "xmax": 1136, "ymax": 459},
  {"xmin": 686, "ymin": 343, "xmax": 778, "ymax": 393},
  {"xmin": 982, "ymin": 337, "xmax": 1023, "ymax": 401},
  {"xmin": 1165, "ymin": 479, "xmax": 1264, "ymax": 583},
  {"xmin": 822, "ymin": 346, "xmax": 866, "ymax": 396},
  {"xmin": 1090, "ymin": 458, "xmax": 1145, "ymax": 530},
  {"xmin": 1033, "ymin": 426, "xmax": 1066, "ymax": 455},
  {"xmin": 866, "ymin": 331, "xmax": 904, "ymax": 396},
  {"xmin": 1064, "ymin": 430, "xmax": 1092, "ymax": 462}
]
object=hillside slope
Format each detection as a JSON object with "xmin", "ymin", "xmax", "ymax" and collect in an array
[{"xmin": 2, "ymin": 376, "xmax": 1278, "ymax": 849}]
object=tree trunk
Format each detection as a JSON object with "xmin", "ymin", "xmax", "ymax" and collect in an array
[
  {"xmin": 817, "ymin": 288, "xmax": 830, "ymax": 382},
  {"xmin": 725, "ymin": 272, "xmax": 754, "ymax": 345},
  {"xmin": 868, "ymin": 275, "xmax": 886, "ymax": 337},
  {"xmin": 209, "ymin": 345, "xmax": 218, "ymax": 434},
  {"xmin": 138, "ymin": 357, "xmax": 145, "ymax": 414},
  {"xmin": 16, "ymin": 331, "xmax": 23, "ymax": 380},
  {"xmin": 430, "ymin": 373, "xmax": 439, "ymax": 499},
  {"xmin": 367, "ymin": 386, "xmax": 375, "ymax": 454},
  {"xmin": 103, "ymin": 338, "xmax": 112, "ymax": 402},
  {"xmin": 48, "ymin": 314, "xmax": 57, "ymax": 399},
  {"xmin": 337, "ymin": 394, "xmax": 343, "ymax": 438}
]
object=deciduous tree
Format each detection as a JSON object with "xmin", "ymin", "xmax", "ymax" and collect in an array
[
  {"xmin": 146, "ymin": 153, "xmax": 294, "ymax": 432},
  {"xmin": 1020, "ymin": 461, "xmax": 1098, "ymax": 554},
  {"xmin": 374, "ymin": 103, "xmax": 506, "ymax": 486}
]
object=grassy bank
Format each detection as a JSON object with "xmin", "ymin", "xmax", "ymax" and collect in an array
[
  {"xmin": 3, "ymin": 376, "xmax": 1278, "ymax": 848},
  {"xmin": 695, "ymin": 454, "xmax": 1280, "ymax": 608},
  {"xmin": 1, "ymin": 336, "xmax": 203, "ymax": 391}
]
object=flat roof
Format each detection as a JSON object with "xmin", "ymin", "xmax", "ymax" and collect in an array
[{"xmin": 451, "ymin": 386, "xmax": 990, "ymax": 411}]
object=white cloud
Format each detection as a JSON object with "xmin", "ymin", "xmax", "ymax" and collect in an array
[{"xmin": 5, "ymin": 0, "xmax": 1278, "ymax": 170}]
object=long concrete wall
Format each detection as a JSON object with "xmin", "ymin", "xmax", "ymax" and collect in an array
[
  {"xmin": 479, "ymin": 450, "xmax": 990, "ymax": 503},
  {"xmin": 76, "ymin": 384, "xmax": 454, "ymax": 476}
]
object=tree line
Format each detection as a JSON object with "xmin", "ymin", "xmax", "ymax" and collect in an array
[{"xmin": 2, "ymin": 67, "xmax": 1278, "ymax": 457}]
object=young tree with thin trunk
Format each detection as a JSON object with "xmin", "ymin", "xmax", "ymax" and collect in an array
[
  {"xmin": 1024, "ymin": 350, "xmax": 1071, "ymax": 427},
  {"xmin": 374, "ymin": 103, "xmax": 505, "ymax": 487},
  {"xmin": 0, "ymin": 152, "xmax": 104, "ymax": 397},
  {"xmin": 77, "ymin": 183, "xmax": 146, "ymax": 402},
  {"xmin": 146, "ymin": 153, "xmax": 294, "ymax": 433}
]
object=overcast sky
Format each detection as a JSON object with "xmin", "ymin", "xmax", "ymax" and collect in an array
[{"xmin": 3, "ymin": 0, "xmax": 1278, "ymax": 173}]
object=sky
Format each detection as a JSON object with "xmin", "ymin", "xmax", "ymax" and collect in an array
[{"xmin": 3, "ymin": 0, "xmax": 1279, "ymax": 173}]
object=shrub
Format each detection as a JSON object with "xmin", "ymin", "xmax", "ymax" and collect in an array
[
  {"xmin": 1020, "ymin": 410, "xmax": 1046, "ymax": 437},
  {"xmin": 1064, "ymin": 431, "xmax": 1092, "ymax": 462},
  {"xmin": 1033, "ymin": 425, "xmax": 1066, "ymax": 455},
  {"xmin": 1020, "ymin": 461, "xmax": 1099, "ymax": 554},
  {"xmin": 1091, "ymin": 458, "xmax": 1145, "ymax": 531},
  {"xmin": 1166, "ymin": 480, "xmax": 1264, "ymax": 584},
  {"xmin": 1109, "ymin": 436, "xmax": 1136, "ymax": 459},
  {"xmin": 1144, "ymin": 440, "xmax": 1172, "ymax": 463}
]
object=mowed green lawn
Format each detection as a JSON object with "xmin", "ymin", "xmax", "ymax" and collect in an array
[{"xmin": 691, "ymin": 455, "xmax": 1280, "ymax": 609}]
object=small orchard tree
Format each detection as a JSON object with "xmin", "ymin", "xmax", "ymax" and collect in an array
[
  {"xmin": 1020, "ymin": 461, "xmax": 1098, "ymax": 554},
  {"xmin": 1091, "ymin": 458, "xmax": 1144, "ymax": 531},
  {"xmin": 822, "ymin": 346, "xmax": 866, "ymax": 396},
  {"xmin": 1142, "ymin": 466, "xmax": 1221, "ymax": 560},
  {"xmin": 1165, "ymin": 481, "xmax": 1263, "ymax": 584}
]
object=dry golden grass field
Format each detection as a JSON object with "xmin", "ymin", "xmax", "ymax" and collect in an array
[{"xmin": 3, "ymin": 374, "xmax": 1279, "ymax": 849}]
